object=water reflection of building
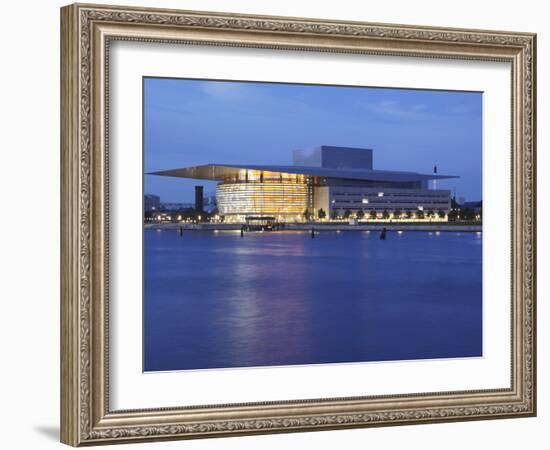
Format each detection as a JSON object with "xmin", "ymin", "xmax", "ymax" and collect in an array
[{"xmin": 150, "ymin": 146, "xmax": 458, "ymax": 222}]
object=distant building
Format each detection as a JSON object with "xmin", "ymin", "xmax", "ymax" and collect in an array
[
  {"xmin": 463, "ymin": 201, "xmax": 482, "ymax": 215},
  {"xmin": 195, "ymin": 186, "xmax": 204, "ymax": 213},
  {"xmin": 160, "ymin": 202, "xmax": 194, "ymax": 211},
  {"xmin": 150, "ymin": 145, "xmax": 458, "ymax": 222},
  {"xmin": 144, "ymin": 194, "xmax": 160, "ymax": 212},
  {"xmin": 209, "ymin": 195, "xmax": 217, "ymax": 208}
]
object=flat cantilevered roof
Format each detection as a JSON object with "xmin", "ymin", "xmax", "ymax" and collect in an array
[{"xmin": 148, "ymin": 164, "xmax": 458, "ymax": 183}]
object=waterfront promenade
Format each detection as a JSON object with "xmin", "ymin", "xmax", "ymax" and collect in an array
[{"xmin": 145, "ymin": 222, "xmax": 482, "ymax": 232}]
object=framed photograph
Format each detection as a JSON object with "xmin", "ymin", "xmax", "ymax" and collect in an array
[{"xmin": 60, "ymin": 3, "xmax": 536, "ymax": 446}]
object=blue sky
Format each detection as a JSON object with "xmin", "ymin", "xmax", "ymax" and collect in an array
[{"xmin": 144, "ymin": 77, "xmax": 482, "ymax": 203}]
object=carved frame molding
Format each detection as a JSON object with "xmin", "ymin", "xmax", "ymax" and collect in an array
[{"xmin": 60, "ymin": 3, "xmax": 536, "ymax": 446}]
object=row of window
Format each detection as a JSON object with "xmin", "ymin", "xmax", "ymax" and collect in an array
[
  {"xmin": 334, "ymin": 200, "xmax": 449, "ymax": 205},
  {"xmin": 332, "ymin": 207, "xmax": 447, "ymax": 212},
  {"xmin": 332, "ymin": 193, "xmax": 448, "ymax": 198}
]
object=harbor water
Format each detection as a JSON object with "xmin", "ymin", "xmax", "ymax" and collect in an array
[{"xmin": 144, "ymin": 229, "xmax": 482, "ymax": 371}]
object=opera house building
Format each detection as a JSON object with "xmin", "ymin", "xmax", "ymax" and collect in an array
[{"xmin": 150, "ymin": 146, "xmax": 457, "ymax": 222}]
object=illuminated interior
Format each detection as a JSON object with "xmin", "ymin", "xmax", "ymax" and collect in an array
[{"xmin": 217, "ymin": 181, "xmax": 309, "ymax": 220}]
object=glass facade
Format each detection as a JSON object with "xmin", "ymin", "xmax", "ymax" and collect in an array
[{"xmin": 217, "ymin": 181, "xmax": 309, "ymax": 220}]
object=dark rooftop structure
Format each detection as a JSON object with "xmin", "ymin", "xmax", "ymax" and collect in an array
[
  {"xmin": 149, "ymin": 146, "xmax": 457, "ymax": 183},
  {"xmin": 150, "ymin": 163, "xmax": 456, "ymax": 183}
]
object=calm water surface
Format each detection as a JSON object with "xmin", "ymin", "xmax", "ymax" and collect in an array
[{"xmin": 144, "ymin": 229, "xmax": 482, "ymax": 371}]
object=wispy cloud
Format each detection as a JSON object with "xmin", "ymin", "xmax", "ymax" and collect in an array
[
  {"xmin": 362, "ymin": 100, "xmax": 433, "ymax": 121},
  {"xmin": 199, "ymin": 81, "xmax": 252, "ymax": 101},
  {"xmin": 196, "ymin": 82, "xmax": 337, "ymax": 125},
  {"xmin": 411, "ymin": 103, "xmax": 427, "ymax": 111},
  {"xmin": 447, "ymin": 104, "xmax": 474, "ymax": 114}
]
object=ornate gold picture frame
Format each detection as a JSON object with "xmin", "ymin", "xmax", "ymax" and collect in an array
[{"xmin": 60, "ymin": 3, "xmax": 536, "ymax": 446}]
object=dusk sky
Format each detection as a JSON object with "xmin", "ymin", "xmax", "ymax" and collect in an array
[{"xmin": 144, "ymin": 77, "xmax": 482, "ymax": 203}]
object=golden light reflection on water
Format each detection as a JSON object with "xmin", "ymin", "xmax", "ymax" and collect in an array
[{"xmin": 223, "ymin": 235, "xmax": 309, "ymax": 364}]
